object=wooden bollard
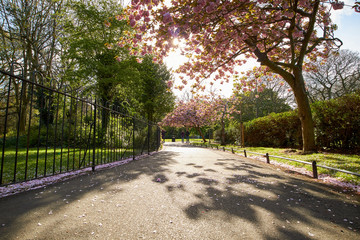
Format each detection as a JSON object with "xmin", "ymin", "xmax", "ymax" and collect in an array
[
  {"xmin": 232, "ymin": 148, "xmax": 234, "ymax": 154},
  {"xmin": 244, "ymin": 150, "xmax": 247, "ymax": 157},
  {"xmin": 312, "ymin": 161, "xmax": 318, "ymax": 179},
  {"xmin": 265, "ymin": 153, "xmax": 270, "ymax": 164}
]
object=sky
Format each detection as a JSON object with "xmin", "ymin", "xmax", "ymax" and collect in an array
[{"xmin": 164, "ymin": 1, "xmax": 360, "ymax": 99}]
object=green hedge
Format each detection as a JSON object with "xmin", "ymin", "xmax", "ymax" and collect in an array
[
  {"xmin": 243, "ymin": 92, "xmax": 360, "ymax": 151},
  {"xmin": 244, "ymin": 111, "xmax": 302, "ymax": 148},
  {"xmin": 312, "ymin": 92, "xmax": 360, "ymax": 150}
]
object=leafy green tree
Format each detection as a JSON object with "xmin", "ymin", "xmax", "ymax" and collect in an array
[
  {"xmin": 60, "ymin": 0, "xmax": 140, "ymax": 130},
  {"xmin": 231, "ymin": 88, "xmax": 292, "ymax": 123},
  {"xmin": 0, "ymin": 0, "xmax": 63, "ymax": 132},
  {"xmin": 134, "ymin": 55, "xmax": 175, "ymax": 122}
]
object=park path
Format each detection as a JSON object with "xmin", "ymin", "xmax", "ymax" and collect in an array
[{"xmin": 0, "ymin": 142, "xmax": 359, "ymax": 240}]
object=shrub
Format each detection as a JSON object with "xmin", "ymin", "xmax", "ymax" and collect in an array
[
  {"xmin": 244, "ymin": 111, "xmax": 302, "ymax": 148},
  {"xmin": 214, "ymin": 127, "xmax": 237, "ymax": 145},
  {"xmin": 242, "ymin": 92, "xmax": 360, "ymax": 152},
  {"xmin": 312, "ymin": 92, "xmax": 360, "ymax": 151}
]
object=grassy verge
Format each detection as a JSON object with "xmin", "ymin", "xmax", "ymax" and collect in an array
[
  {"xmin": 0, "ymin": 147, "xmax": 134, "ymax": 185},
  {"xmin": 187, "ymin": 139, "xmax": 360, "ymax": 185}
]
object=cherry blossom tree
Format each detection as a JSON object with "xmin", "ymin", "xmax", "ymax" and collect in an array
[
  {"xmin": 161, "ymin": 97, "xmax": 222, "ymax": 142},
  {"xmin": 123, "ymin": 0, "xmax": 358, "ymax": 152}
]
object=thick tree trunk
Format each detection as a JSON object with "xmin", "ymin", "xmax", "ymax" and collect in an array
[
  {"xmin": 256, "ymin": 48, "xmax": 317, "ymax": 153},
  {"xmin": 292, "ymin": 72, "xmax": 316, "ymax": 153}
]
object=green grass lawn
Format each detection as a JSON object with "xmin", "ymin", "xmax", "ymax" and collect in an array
[
  {"xmin": 186, "ymin": 139, "xmax": 360, "ymax": 185},
  {"xmin": 0, "ymin": 146, "xmax": 134, "ymax": 185},
  {"xmin": 2, "ymin": 139, "xmax": 359, "ymax": 186}
]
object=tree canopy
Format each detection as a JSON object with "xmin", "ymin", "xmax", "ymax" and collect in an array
[
  {"xmin": 161, "ymin": 97, "xmax": 222, "ymax": 141},
  {"xmin": 305, "ymin": 49, "xmax": 360, "ymax": 102},
  {"xmin": 123, "ymin": 0, "xmax": 359, "ymax": 152},
  {"xmin": 60, "ymin": 0, "xmax": 175, "ymax": 122}
]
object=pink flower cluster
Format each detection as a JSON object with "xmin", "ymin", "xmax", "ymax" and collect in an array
[
  {"xmin": 121, "ymin": 0, "xmax": 342, "ymax": 94},
  {"xmin": 330, "ymin": 0, "xmax": 344, "ymax": 10},
  {"xmin": 161, "ymin": 96, "xmax": 225, "ymax": 128}
]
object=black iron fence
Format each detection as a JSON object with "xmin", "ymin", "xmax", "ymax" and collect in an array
[{"xmin": 0, "ymin": 66, "xmax": 160, "ymax": 186}]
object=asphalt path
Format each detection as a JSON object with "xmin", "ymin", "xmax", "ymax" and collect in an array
[{"xmin": 0, "ymin": 142, "xmax": 359, "ymax": 239}]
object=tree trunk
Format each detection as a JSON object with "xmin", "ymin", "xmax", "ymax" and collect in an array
[
  {"xmin": 220, "ymin": 120, "xmax": 226, "ymax": 145},
  {"xmin": 196, "ymin": 126, "xmax": 207, "ymax": 143},
  {"xmin": 19, "ymin": 91, "xmax": 28, "ymax": 133},
  {"xmin": 292, "ymin": 72, "xmax": 316, "ymax": 153},
  {"xmin": 256, "ymin": 48, "xmax": 317, "ymax": 153}
]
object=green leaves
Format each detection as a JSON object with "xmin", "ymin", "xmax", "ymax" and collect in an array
[{"xmin": 312, "ymin": 92, "xmax": 360, "ymax": 150}]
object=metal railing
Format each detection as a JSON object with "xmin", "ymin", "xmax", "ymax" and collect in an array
[
  {"xmin": 0, "ymin": 66, "xmax": 160, "ymax": 186},
  {"xmin": 190, "ymin": 142, "xmax": 360, "ymax": 179}
]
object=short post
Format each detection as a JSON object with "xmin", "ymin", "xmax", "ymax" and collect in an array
[
  {"xmin": 265, "ymin": 153, "xmax": 270, "ymax": 164},
  {"xmin": 223, "ymin": 147, "xmax": 225, "ymax": 151},
  {"xmin": 232, "ymin": 148, "xmax": 234, "ymax": 154},
  {"xmin": 244, "ymin": 150, "xmax": 247, "ymax": 157},
  {"xmin": 216, "ymin": 146, "xmax": 219, "ymax": 150},
  {"xmin": 312, "ymin": 161, "xmax": 318, "ymax": 179}
]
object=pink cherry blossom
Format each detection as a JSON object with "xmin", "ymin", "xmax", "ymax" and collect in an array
[
  {"xmin": 122, "ymin": 0, "xmax": 356, "ymax": 151},
  {"xmin": 163, "ymin": 12, "xmax": 173, "ymax": 24},
  {"xmin": 129, "ymin": 19, "xmax": 136, "ymax": 27},
  {"xmin": 331, "ymin": 1, "xmax": 344, "ymax": 10}
]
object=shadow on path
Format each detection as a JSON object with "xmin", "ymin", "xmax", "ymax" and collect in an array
[{"xmin": 0, "ymin": 144, "xmax": 359, "ymax": 239}]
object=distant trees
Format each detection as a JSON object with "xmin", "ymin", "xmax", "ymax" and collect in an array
[
  {"xmin": 305, "ymin": 49, "xmax": 360, "ymax": 102},
  {"xmin": 231, "ymin": 89, "xmax": 292, "ymax": 123},
  {"xmin": 161, "ymin": 97, "xmax": 221, "ymax": 142},
  {"xmin": 232, "ymin": 73, "xmax": 293, "ymax": 123},
  {"xmin": 0, "ymin": 0, "xmax": 175, "ymax": 140},
  {"xmin": 0, "ymin": 0, "xmax": 63, "ymax": 133}
]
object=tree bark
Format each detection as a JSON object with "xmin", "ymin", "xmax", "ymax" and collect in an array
[
  {"xmin": 196, "ymin": 126, "xmax": 207, "ymax": 143},
  {"xmin": 291, "ymin": 71, "xmax": 316, "ymax": 153},
  {"xmin": 254, "ymin": 50, "xmax": 317, "ymax": 153},
  {"xmin": 220, "ymin": 120, "xmax": 226, "ymax": 145}
]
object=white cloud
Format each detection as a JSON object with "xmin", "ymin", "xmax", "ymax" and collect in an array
[{"xmin": 330, "ymin": 0, "xmax": 357, "ymax": 27}]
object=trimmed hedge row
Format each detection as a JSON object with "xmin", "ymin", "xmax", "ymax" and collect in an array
[
  {"xmin": 244, "ymin": 111, "xmax": 302, "ymax": 148},
  {"xmin": 243, "ymin": 92, "xmax": 360, "ymax": 151},
  {"xmin": 312, "ymin": 92, "xmax": 360, "ymax": 150}
]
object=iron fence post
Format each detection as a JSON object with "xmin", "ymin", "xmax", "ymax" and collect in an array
[
  {"xmin": 92, "ymin": 100, "xmax": 97, "ymax": 171},
  {"xmin": 133, "ymin": 117, "xmax": 135, "ymax": 160},
  {"xmin": 0, "ymin": 70, "xmax": 13, "ymax": 185},
  {"xmin": 157, "ymin": 126, "xmax": 160, "ymax": 151},
  {"xmin": 148, "ymin": 122, "xmax": 151, "ymax": 155}
]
